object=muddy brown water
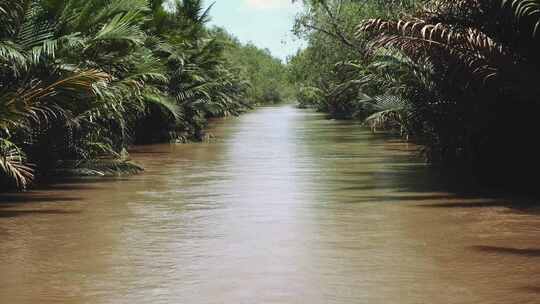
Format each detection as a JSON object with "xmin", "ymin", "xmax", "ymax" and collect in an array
[{"xmin": 1, "ymin": 105, "xmax": 540, "ymax": 304}]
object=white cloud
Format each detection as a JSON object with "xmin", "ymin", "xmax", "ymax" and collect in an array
[{"xmin": 244, "ymin": 0, "xmax": 296, "ymax": 10}]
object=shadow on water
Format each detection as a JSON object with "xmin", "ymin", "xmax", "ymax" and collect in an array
[
  {"xmin": 18, "ymin": 176, "xmax": 137, "ymax": 193},
  {"xmin": 417, "ymin": 200, "xmax": 540, "ymax": 214},
  {"xmin": 471, "ymin": 246, "xmax": 540, "ymax": 257},
  {"xmin": 0, "ymin": 209, "xmax": 81, "ymax": 219},
  {"xmin": 520, "ymin": 286, "xmax": 540, "ymax": 294},
  {"xmin": 0, "ymin": 195, "xmax": 82, "ymax": 204},
  {"xmin": 0, "ymin": 179, "xmax": 96, "ymax": 217},
  {"xmin": 358, "ymin": 141, "xmax": 540, "ymax": 213},
  {"xmin": 305, "ymin": 121, "xmax": 540, "ymax": 214},
  {"xmin": 0, "ymin": 194, "xmax": 83, "ymax": 219},
  {"xmin": 38, "ymin": 176, "xmax": 133, "ymax": 186}
]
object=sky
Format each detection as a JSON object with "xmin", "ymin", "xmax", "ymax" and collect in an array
[{"xmin": 207, "ymin": 0, "xmax": 306, "ymax": 61}]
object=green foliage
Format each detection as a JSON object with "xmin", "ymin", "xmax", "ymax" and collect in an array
[
  {"xmin": 289, "ymin": 0, "xmax": 422, "ymax": 117},
  {"xmin": 291, "ymin": 0, "xmax": 540, "ymax": 187},
  {"xmin": 0, "ymin": 0, "xmax": 284, "ymax": 191},
  {"xmin": 296, "ymin": 86, "xmax": 325, "ymax": 109}
]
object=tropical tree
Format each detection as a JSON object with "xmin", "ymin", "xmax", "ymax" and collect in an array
[
  {"xmin": 357, "ymin": 0, "xmax": 540, "ymax": 182},
  {"xmin": 1, "ymin": 0, "xmax": 285, "ymax": 191},
  {"xmin": 291, "ymin": 0, "xmax": 540, "ymax": 188},
  {"xmin": 289, "ymin": 0, "xmax": 422, "ymax": 117}
]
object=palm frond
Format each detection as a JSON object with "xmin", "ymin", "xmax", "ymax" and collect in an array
[
  {"xmin": 93, "ymin": 10, "xmax": 146, "ymax": 45},
  {"xmin": 362, "ymin": 95, "xmax": 407, "ymax": 133},
  {"xmin": 358, "ymin": 19, "xmax": 506, "ymax": 83},
  {"xmin": 143, "ymin": 93, "xmax": 183, "ymax": 121},
  {"xmin": 0, "ymin": 138, "xmax": 34, "ymax": 190},
  {"xmin": 502, "ymin": 0, "xmax": 540, "ymax": 37}
]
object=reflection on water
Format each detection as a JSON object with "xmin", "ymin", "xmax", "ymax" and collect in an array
[{"xmin": 1, "ymin": 105, "xmax": 540, "ymax": 304}]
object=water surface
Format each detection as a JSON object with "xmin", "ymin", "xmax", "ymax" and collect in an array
[{"xmin": 1, "ymin": 105, "xmax": 540, "ymax": 303}]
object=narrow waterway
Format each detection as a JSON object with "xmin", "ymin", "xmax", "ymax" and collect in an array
[{"xmin": 1, "ymin": 105, "xmax": 540, "ymax": 304}]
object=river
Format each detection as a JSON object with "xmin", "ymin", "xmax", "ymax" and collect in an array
[{"xmin": 1, "ymin": 105, "xmax": 540, "ymax": 303}]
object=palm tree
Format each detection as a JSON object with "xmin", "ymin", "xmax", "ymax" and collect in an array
[
  {"xmin": 1, "ymin": 0, "xmax": 255, "ymax": 191},
  {"xmin": 0, "ymin": 0, "xmax": 114, "ymax": 189},
  {"xmin": 356, "ymin": 0, "xmax": 540, "ymax": 179}
]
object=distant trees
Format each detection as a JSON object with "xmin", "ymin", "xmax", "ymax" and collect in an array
[{"xmin": 212, "ymin": 27, "xmax": 293, "ymax": 105}]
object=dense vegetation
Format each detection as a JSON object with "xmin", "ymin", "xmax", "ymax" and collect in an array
[
  {"xmin": 290, "ymin": 0, "xmax": 540, "ymax": 190},
  {"xmin": 5, "ymin": 0, "xmax": 540, "ymax": 192},
  {"xmin": 0, "ymin": 0, "xmax": 290, "ymax": 191}
]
